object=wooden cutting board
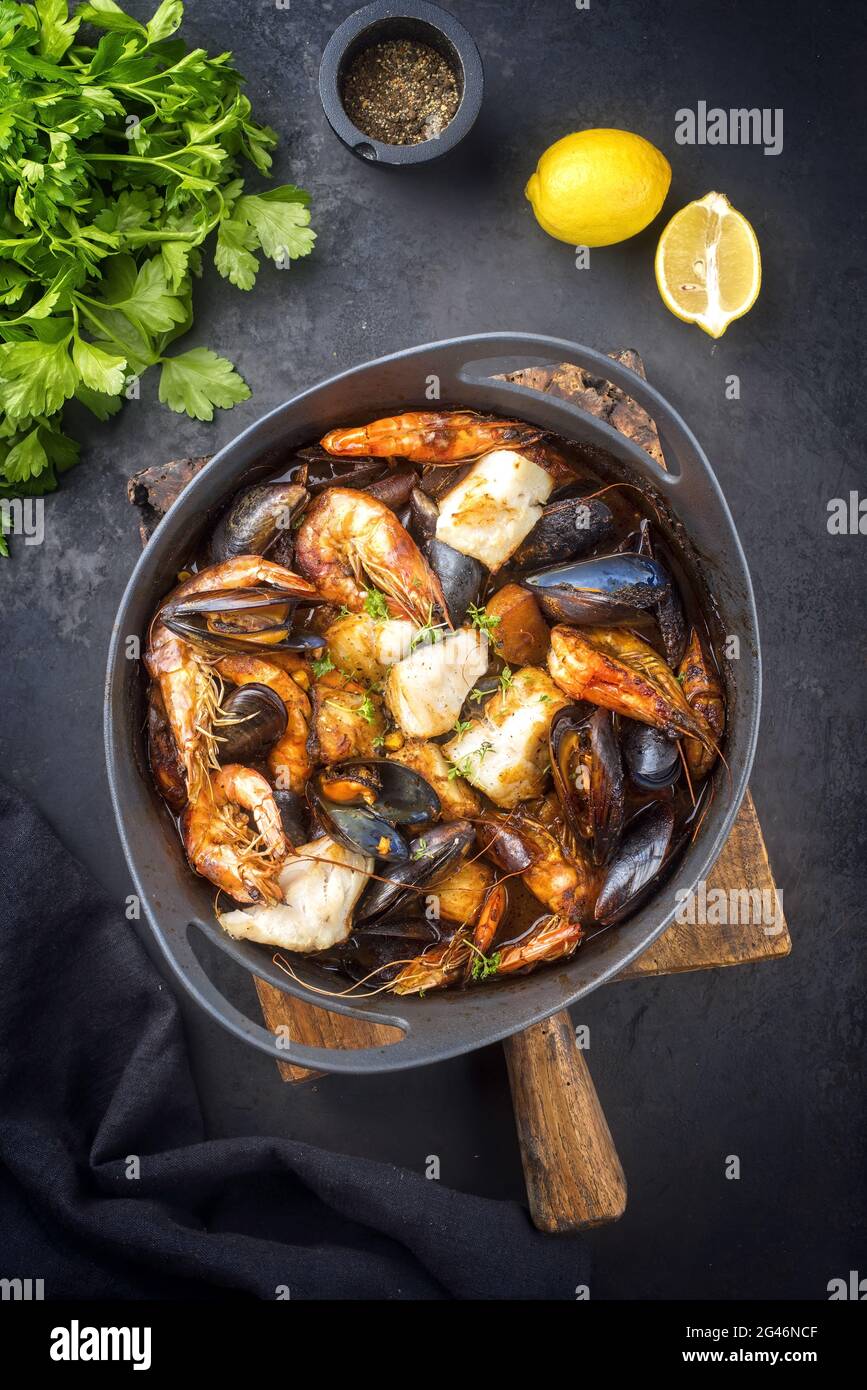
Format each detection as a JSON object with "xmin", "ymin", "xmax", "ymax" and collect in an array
[{"xmin": 130, "ymin": 351, "xmax": 789, "ymax": 1233}]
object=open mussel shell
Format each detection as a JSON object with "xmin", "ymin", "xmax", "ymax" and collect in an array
[
  {"xmin": 594, "ymin": 801, "xmax": 678, "ymax": 926},
  {"xmin": 318, "ymin": 764, "xmax": 381, "ymax": 806},
  {"xmin": 550, "ymin": 703, "xmax": 625, "ymax": 866},
  {"xmin": 216, "ymin": 683, "xmax": 288, "ymax": 763},
  {"xmin": 209, "ymin": 483, "xmax": 307, "ymax": 564},
  {"xmin": 315, "ymin": 801, "xmax": 409, "ymax": 862},
  {"xmin": 511, "ymin": 497, "xmax": 615, "ymax": 569},
  {"xmin": 316, "ymin": 758, "xmax": 440, "ymax": 827},
  {"xmin": 521, "ymin": 553, "xmax": 671, "ymax": 625},
  {"xmin": 163, "ymin": 586, "xmax": 327, "ymax": 655},
  {"xmin": 621, "ymin": 719, "xmax": 681, "ymax": 790},
  {"xmin": 620, "ymin": 519, "xmax": 687, "ymax": 666},
  {"xmin": 356, "ymin": 820, "xmax": 476, "ymax": 923},
  {"xmin": 310, "ymin": 759, "xmax": 440, "ymax": 862}
]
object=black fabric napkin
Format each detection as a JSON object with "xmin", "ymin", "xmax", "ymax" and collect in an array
[{"xmin": 0, "ymin": 783, "xmax": 589, "ymax": 1300}]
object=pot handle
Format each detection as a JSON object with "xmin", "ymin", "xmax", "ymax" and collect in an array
[
  {"xmin": 154, "ymin": 915, "xmax": 412, "ymax": 1074},
  {"xmin": 453, "ymin": 332, "xmax": 704, "ymax": 483}
]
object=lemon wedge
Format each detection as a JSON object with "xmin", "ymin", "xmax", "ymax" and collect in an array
[{"xmin": 655, "ymin": 192, "xmax": 761, "ymax": 338}]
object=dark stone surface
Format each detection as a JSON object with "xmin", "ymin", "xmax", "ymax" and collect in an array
[{"xmin": 2, "ymin": 0, "xmax": 864, "ymax": 1299}]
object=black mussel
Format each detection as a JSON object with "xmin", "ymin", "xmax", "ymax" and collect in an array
[
  {"xmin": 273, "ymin": 789, "xmax": 309, "ymax": 847},
  {"xmin": 216, "ymin": 683, "xmax": 287, "ymax": 763},
  {"xmin": 318, "ymin": 763, "xmax": 382, "ymax": 806},
  {"xmin": 621, "ymin": 520, "xmax": 687, "ymax": 666},
  {"xmin": 521, "ymin": 552, "xmax": 671, "ymax": 626},
  {"xmin": 366, "ymin": 465, "xmax": 419, "ymax": 513},
  {"xmin": 356, "ymin": 820, "xmax": 476, "ymax": 923},
  {"xmin": 310, "ymin": 759, "xmax": 440, "ymax": 861},
  {"xmin": 162, "ymin": 586, "xmax": 327, "ymax": 655},
  {"xmin": 315, "ymin": 802, "xmax": 409, "ymax": 862},
  {"xmin": 209, "ymin": 484, "xmax": 307, "ymax": 564},
  {"xmin": 426, "ymin": 538, "xmax": 486, "ymax": 626},
  {"xmin": 550, "ymin": 703, "xmax": 625, "ymax": 866},
  {"xmin": 407, "ymin": 486, "xmax": 486, "ymax": 625},
  {"xmin": 594, "ymin": 801, "xmax": 678, "ymax": 925},
  {"xmin": 620, "ymin": 719, "xmax": 681, "ymax": 790},
  {"xmin": 511, "ymin": 497, "xmax": 615, "ymax": 569},
  {"xmin": 295, "ymin": 453, "xmax": 389, "ymax": 494},
  {"xmin": 329, "ymin": 759, "xmax": 441, "ymax": 827},
  {"xmin": 409, "ymin": 486, "xmax": 439, "ymax": 548},
  {"xmin": 313, "ymin": 760, "xmax": 439, "ymax": 826}
]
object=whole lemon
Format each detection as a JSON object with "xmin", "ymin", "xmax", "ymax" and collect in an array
[{"xmin": 525, "ymin": 129, "xmax": 672, "ymax": 247}]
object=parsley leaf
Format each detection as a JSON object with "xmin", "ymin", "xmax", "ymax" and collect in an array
[
  {"xmin": 363, "ymin": 587, "xmax": 390, "ymax": 621},
  {"xmin": 311, "ymin": 652, "xmax": 335, "ymax": 678},
  {"xmin": 0, "ymin": 337, "xmax": 76, "ymax": 421},
  {"xmin": 467, "ymin": 602, "xmax": 501, "ymax": 634},
  {"xmin": 158, "ymin": 348, "xmax": 250, "ymax": 422},
  {"xmin": 232, "ymin": 186, "xmax": 315, "ymax": 263}
]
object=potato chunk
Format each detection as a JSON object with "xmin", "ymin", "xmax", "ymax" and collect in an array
[
  {"xmin": 442, "ymin": 666, "xmax": 568, "ymax": 808},
  {"xmin": 435, "ymin": 449, "xmax": 553, "ymax": 571},
  {"xmin": 385, "ymin": 629, "xmax": 488, "ymax": 738},
  {"xmin": 486, "ymin": 583, "xmax": 550, "ymax": 665},
  {"xmin": 436, "ymin": 858, "xmax": 495, "ymax": 925}
]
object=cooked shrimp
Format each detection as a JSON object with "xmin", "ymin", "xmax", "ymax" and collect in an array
[
  {"xmin": 495, "ymin": 914, "xmax": 584, "ymax": 974},
  {"xmin": 677, "ymin": 628, "xmax": 726, "ymax": 779},
  {"xmin": 548, "ymin": 624, "xmax": 716, "ymax": 749},
  {"xmin": 390, "ymin": 932, "xmax": 473, "ymax": 996},
  {"xmin": 294, "ymin": 487, "xmax": 446, "ymax": 625},
  {"xmin": 472, "ymin": 881, "xmax": 508, "ymax": 954},
  {"xmin": 214, "ymin": 654, "xmax": 312, "ymax": 795},
  {"xmin": 145, "ymin": 556, "xmax": 316, "ymax": 799},
  {"xmin": 181, "ymin": 764, "xmax": 287, "ymax": 903},
  {"xmin": 320, "ymin": 411, "xmax": 543, "ymax": 463},
  {"xmin": 478, "ymin": 811, "xmax": 602, "ymax": 924}
]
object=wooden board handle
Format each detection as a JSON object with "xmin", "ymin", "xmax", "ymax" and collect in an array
[{"xmin": 503, "ymin": 1010, "xmax": 627, "ymax": 1233}]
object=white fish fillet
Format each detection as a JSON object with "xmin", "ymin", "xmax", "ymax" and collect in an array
[
  {"xmin": 219, "ymin": 836, "xmax": 372, "ymax": 952},
  {"xmin": 385, "ymin": 628, "xmax": 489, "ymax": 738},
  {"xmin": 435, "ymin": 449, "xmax": 553, "ymax": 571},
  {"xmin": 442, "ymin": 666, "xmax": 568, "ymax": 808}
]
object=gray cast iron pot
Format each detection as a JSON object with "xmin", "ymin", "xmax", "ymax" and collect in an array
[{"xmin": 105, "ymin": 333, "xmax": 761, "ymax": 1073}]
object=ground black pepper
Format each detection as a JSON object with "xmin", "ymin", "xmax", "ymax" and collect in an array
[{"xmin": 342, "ymin": 39, "xmax": 460, "ymax": 145}]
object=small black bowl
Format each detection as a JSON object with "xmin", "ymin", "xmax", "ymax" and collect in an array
[{"xmin": 319, "ymin": 0, "xmax": 484, "ymax": 165}]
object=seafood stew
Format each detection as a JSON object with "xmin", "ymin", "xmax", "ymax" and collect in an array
[{"xmin": 144, "ymin": 409, "xmax": 727, "ymax": 997}]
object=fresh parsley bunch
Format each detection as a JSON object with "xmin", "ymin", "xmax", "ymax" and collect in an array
[{"xmin": 0, "ymin": 0, "xmax": 315, "ymax": 501}]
